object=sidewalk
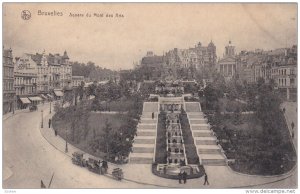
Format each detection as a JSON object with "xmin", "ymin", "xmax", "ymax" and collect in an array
[{"xmin": 281, "ymin": 102, "xmax": 297, "ymax": 151}]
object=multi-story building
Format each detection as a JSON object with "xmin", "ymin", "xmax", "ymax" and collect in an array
[
  {"xmin": 31, "ymin": 51, "xmax": 49, "ymax": 94},
  {"xmin": 140, "ymin": 52, "xmax": 165, "ymax": 80},
  {"xmin": 72, "ymin": 75, "xmax": 85, "ymax": 87},
  {"xmin": 30, "ymin": 50, "xmax": 72, "ymax": 96},
  {"xmin": 217, "ymin": 41, "xmax": 238, "ymax": 82},
  {"xmin": 14, "ymin": 54, "xmax": 39, "ymax": 109},
  {"xmin": 3, "ymin": 48, "xmax": 16, "ymax": 114},
  {"xmin": 165, "ymin": 41, "xmax": 217, "ymax": 70},
  {"xmin": 273, "ymin": 60, "xmax": 297, "ymax": 100}
]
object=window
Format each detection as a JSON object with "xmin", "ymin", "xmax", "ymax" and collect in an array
[{"xmin": 285, "ymin": 79, "xmax": 286, "ymax": 86}]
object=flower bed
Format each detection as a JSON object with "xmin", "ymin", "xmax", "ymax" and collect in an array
[{"xmin": 179, "ymin": 112, "xmax": 200, "ymax": 164}]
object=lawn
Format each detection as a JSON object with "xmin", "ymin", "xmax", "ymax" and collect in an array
[
  {"xmin": 53, "ymin": 112, "xmax": 129, "ymax": 159},
  {"xmin": 100, "ymin": 98, "xmax": 135, "ymax": 112},
  {"xmin": 208, "ymin": 113, "xmax": 296, "ymax": 175}
]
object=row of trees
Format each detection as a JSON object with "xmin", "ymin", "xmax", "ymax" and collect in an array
[
  {"xmin": 205, "ymin": 78, "xmax": 296, "ymax": 175},
  {"xmin": 71, "ymin": 61, "xmax": 117, "ymax": 81},
  {"xmin": 53, "ymin": 78, "xmax": 144, "ymax": 163}
]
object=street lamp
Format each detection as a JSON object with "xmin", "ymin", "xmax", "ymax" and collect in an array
[
  {"xmin": 41, "ymin": 110, "xmax": 44, "ymax": 128},
  {"xmin": 65, "ymin": 129, "xmax": 68, "ymax": 153},
  {"xmin": 49, "ymin": 100, "xmax": 52, "ymax": 114}
]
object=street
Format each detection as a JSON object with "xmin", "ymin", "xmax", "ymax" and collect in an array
[{"xmin": 3, "ymin": 104, "xmax": 148, "ymax": 188}]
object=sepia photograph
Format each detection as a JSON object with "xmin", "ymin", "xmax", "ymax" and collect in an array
[{"xmin": 2, "ymin": 2, "xmax": 298, "ymax": 190}]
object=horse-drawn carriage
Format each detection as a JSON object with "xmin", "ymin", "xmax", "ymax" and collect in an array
[
  {"xmin": 71, "ymin": 152, "xmax": 120, "ymax": 179},
  {"xmin": 86, "ymin": 156, "xmax": 102, "ymax": 174},
  {"xmin": 71, "ymin": 151, "xmax": 87, "ymax": 167},
  {"xmin": 29, "ymin": 105, "xmax": 38, "ymax": 111},
  {"xmin": 112, "ymin": 168, "xmax": 124, "ymax": 180}
]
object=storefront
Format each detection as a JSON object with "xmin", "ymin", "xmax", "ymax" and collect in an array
[
  {"xmin": 53, "ymin": 90, "xmax": 64, "ymax": 100},
  {"xmin": 18, "ymin": 97, "xmax": 31, "ymax": 109},
  {"xmin": 28, "ymin": 96, "xmax": 43, "ymax": 105}
]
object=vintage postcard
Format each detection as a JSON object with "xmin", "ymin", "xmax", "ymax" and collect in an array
[{"xmin": 2, "ymin": 3, "xmax": 297, "ymax": 190}]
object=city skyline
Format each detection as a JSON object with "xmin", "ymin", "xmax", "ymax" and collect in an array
[{"xmin": 3, "ymin": 3, "xmax": 297, "ymax": 70}]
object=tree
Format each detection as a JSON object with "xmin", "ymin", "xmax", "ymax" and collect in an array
[
  {"xmin": 86, "ymin": 82, "xmax": 97, "ymax": 97},
  {"xmin": 203, "ymin": 84, "xmax": 219, "ymax": 110},
  {"xmin": 62, "ymin": 89, "xmax": 74, "ymax": 107}
]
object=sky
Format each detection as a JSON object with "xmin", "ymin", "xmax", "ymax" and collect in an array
[{"xmin": 3, "ymin": 3, "xmax": 297, "ymax": 70}]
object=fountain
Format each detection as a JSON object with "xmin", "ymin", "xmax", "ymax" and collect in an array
[{"xmin": 152, "ymin": 80, "xmax": 204, "ymax": 179}]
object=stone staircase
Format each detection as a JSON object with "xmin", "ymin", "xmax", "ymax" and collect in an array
[
  {"xmin": 129, "ymin": 102, "xmax": 158, "ymax": 164},
  {"xmin": 185, "ymin": 102, "xmax": 227, "ymax": 166}
]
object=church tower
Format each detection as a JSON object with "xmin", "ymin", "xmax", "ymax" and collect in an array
[{"xmin": 225, "ymin": 41, "xmax": 235, "ymax": 57}]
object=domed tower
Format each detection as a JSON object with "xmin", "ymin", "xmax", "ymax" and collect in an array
[
  {"xmin": 62, "ymin": 50, "xmax": 69, "ymax": 64},
  {"xmin": 225, "ymin": 41, "xmax": 235, "ymax": 57}
]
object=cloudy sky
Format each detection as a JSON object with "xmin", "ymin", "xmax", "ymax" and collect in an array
[{"xmin": 3, "ymin": 3, "xmax": 297, "ymax": 70}]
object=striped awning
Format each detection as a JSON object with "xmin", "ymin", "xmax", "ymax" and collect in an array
[
  {"xmin": 20, "ymin": 97, "xmax": 31, "ymax": 104},
  {"xmin": 54, "ymin": 90, "xmax": 64, "ymax": 97},
  {"xmin": 47, "ymin": 94, "xmax": 54, "ymax": 99},
  {"xmin": 40, "ymin": 94, "xmax": 47, "ymax": 99},
  {"xmin": 28, "ymin": 96, "xmax": 43, "ymax": 101}
]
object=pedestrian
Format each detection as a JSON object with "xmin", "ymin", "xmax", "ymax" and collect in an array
[
  {"xmin": 283, "ymin": 108, "xmax": 286, "ymax": 113},
  {"xmin": 163, "ymin": 166, "xmax": 167, "ymax": 174},
  {"xmin": 102, "ymin": 160, "xmax": 108, "ymax": 174},
  {"xmin": 182, "ymin": 171, "xmax": 187, "ymax": 184},
  {"xmin": 48, "ymin": 118, "xmax": 52, "ymax": 128},
  {"xmin": 203, "ymin": 172, "xmax": 209, "ymax": 185},
  {"xmin": 291, "ymin": 122, "xmax": 295, "ymax": 130},
  {"xmin": 178, "ymin": 171, "xmax": 182, "ymax": 184},
  {"xmin": 152, "ymin": 112, "xmax": 154, "ymax": 119},
  {"xmin": 54, "ymin": 130, "xmax": 57, "ymax": 136}
]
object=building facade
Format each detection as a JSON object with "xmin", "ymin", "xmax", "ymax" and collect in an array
[
  {"xmin": 140, "ymin": 53, "xmax": 165, "ymax": 80},
  {"xmin": 72, "ymin": 75, "xmax": 85, "ymax": 87},
  {"xmin": 14, "ymin": 54, "xmax": 39, "ymax": 109},
  {"xmin": 30, "ymin": 50, "xmax": 72, "ymax": 94},
  {"xmin": 165, "ymin": 41, "xmax": 217, "ymax": 70},
  {"xmin": 3, "ymin": 48, "xmax": 16, "ymax": 114},
  {"xmin": 217, "ymin": 41, "xmax": 238, "ymax": 82}
]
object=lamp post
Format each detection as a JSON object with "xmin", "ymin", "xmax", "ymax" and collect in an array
[
  {"xmin": 41, "ymin": 110, "xmax": 44, "ymax": 128},
  {"xmin": 65, "ymin": 129, "xmax": 68, "ymax": 153},
  {"xmin": 49, "ymin": 100, "xmax": 52, "ymax": 114}
]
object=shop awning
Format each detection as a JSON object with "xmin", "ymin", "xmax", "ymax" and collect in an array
[
  {"xmin": 47, "ymin": 94, "xmax": 54, "ymax": 99},
  {"xmin": 20, "ymin": 97, "xmax": 31, "ymax": 104},
  {"xmin": 28, "ymin": 96, "xmax": 43, "ymax": 101},
  {"xmin": 40, "ymin": 94, "xmax": 47, "ymax": 99},
  {"xmin": 54, "ymin": 90, "xmax": 64, "ymax": 97}
]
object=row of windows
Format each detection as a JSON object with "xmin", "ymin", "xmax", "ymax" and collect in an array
[
  {"xmin": 38, "ymin": 67, "xmax": 71, "ymax": 74},
  {"xmin": 278, "ymin": 78, "xmax": 295, "ymax": 86},
  {"xmin": 16, "ymin": 86, "xmax": 36, "ymax": 95},
  {"xmin": 279, "ymin": 69, "xmax": 287, "ymax": 75},
  {"xmin": 3, "ymin": 67, "xmax": 14, "ymax": 78},
  {"xmin": 15, "ymin": 77, "xmax": 36, "ymax": 85},
  {"xmin": 3, "ymin": 81, "xmax": 14, "ymax": 91},
  {"xmin": 3, "ymin": 57, "xmax": 13, "ymax": 65}
]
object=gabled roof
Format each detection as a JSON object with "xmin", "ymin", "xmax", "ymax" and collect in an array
[{"xmin": 218, "ymin": 56, "xmax": 236, "ymax": 63}]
